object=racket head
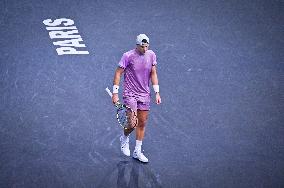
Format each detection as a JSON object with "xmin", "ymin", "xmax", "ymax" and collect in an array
[{"xmin": 115, "ymin": 103, "xmax": 138, "ymax": 130}]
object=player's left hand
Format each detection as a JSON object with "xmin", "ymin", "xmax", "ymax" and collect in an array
[{"xmin": 155, "ymin": 93, "xmax": 161, "ymax": 104}]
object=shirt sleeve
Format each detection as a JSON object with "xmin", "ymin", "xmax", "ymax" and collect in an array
[
  {"xmin": 152, "ymin": 52, "xmax": 157, "ymax": 66},
  {"xmin": 118, "ymin": 53, "xmax": 129, "ymax": 69}
]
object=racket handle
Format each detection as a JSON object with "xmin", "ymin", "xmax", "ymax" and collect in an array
[
  {"xmin": 105, "ymin": 87, "xmax": 113, "ymax": 97},
  {"xmin": 106, "ymin": 87, "xmax": 121, "ymax": 107}
]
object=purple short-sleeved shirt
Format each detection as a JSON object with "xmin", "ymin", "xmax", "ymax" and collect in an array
[{"xmin": 118, "ymin": 49, "xmax": 157, "ymax": 98}]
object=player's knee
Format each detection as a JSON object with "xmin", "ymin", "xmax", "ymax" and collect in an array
[{"xmin": 138, "ymin": 120, "xmax": 147, "ymax": 127}]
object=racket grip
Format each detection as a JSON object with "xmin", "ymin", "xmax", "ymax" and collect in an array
[
  {"xmin": 105, "ymin": 87, "xmax": 113, "ymax": 97},
  {"xmin": 106, "ymin": 87, "xmax": 121, "ymax": 107}
]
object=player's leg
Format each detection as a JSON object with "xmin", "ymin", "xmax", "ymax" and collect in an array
[
  {"xmin": 133, "ymin": 99, "xmax": 150, "ymax": 162},
  {"xmin": 123, "ymin": 96, "xmax": 138, "ymax": 136},
  {"xmin": 135, "ymin": 110, "xmax": 149, "ymax": 141},
  {"xmin": 120, "ymin": 96, "xmax": 137, "ymax": 156},
  {"xmin": 135, "ymin": 96, "xmax": 150, "ymax": 140},
  {"xmin": 124, "ymin": 109, "xmax": 137, "ymax": 136}
]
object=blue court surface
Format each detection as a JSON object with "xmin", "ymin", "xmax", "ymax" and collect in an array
[{"xmin": 0, "ymin": 0, "xmax": 283, "ymax": 187}]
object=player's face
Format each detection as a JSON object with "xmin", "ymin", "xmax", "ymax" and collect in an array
[{"xmin": 137, "ymin": 43, "xmax": 149, "ymax": 54}]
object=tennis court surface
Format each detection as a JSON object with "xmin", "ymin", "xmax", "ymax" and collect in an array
[{"xmin": 0, "ymin": 0, "xmax": 283, "ymax": 187}]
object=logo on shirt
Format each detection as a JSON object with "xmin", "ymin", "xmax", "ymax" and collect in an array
[{"xmin": 43, "ymin": 18, "xmax": 89, "ymax": 55}]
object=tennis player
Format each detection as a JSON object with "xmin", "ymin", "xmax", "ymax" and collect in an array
[{"xmin": 111, "ymin": 34, "xmax": 161, "ymax": 163}]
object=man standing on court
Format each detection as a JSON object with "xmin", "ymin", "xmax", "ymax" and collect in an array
[{"xmin": 112, "ymin": 34, "xmax": 161, "ymax": 163}]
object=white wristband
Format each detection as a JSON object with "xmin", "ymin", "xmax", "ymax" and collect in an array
[
  {"xmin": 153, "ymin": 85, "xmax": 159, "ymax": 93},
  {"xmin": 113, "ymin": 85, "xmax": 119, "ymax": 94}
]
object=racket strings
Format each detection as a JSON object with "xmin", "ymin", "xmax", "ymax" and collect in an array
[
  {"xmin": 117, "ymin": 107, "xmax": 137, "ymax": 129},
  {"xmin": 117, "ymin": 108, "xmax": 128, "ymax": 127}
]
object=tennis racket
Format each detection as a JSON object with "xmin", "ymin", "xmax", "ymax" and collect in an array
[{"xmin": 105, "ymin": 87, "xmax": 138, "ymax": 134}]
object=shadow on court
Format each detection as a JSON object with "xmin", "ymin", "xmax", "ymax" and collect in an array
[{"xmin": 97, "ymin": 160, "xmax": 162, "ymax": 188}]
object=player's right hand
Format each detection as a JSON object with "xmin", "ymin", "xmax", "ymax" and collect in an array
[{"xmin": 112, "ymin": 93, "xmax": 119, "ymax": 104}]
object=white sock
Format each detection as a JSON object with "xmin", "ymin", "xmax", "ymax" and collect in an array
[{"xmin": 135, "ymin": 140, "xmax": 142, "ymax": 151}]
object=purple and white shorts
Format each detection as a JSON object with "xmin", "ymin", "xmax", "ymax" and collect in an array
[{"xmin": 123, "ymin": 95, "xmax": 151, "ymax": 111}]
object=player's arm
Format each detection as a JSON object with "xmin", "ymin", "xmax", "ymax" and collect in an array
[
  {"xmin": 112, "ymin": 67, "xmax": 124, "ymax": 104},
  {"xmin": 151, "ymin": 65, "xmax": 161, "ymax": 104}
]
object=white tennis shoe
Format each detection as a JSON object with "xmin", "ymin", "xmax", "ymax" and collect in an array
[
  {"xmin": 120, "ymin": 135, "xmax": 130, "ymax": 156},
  {"xmin": 133, "ymin": 149, "xmax": 148, "ymax": 163}
]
